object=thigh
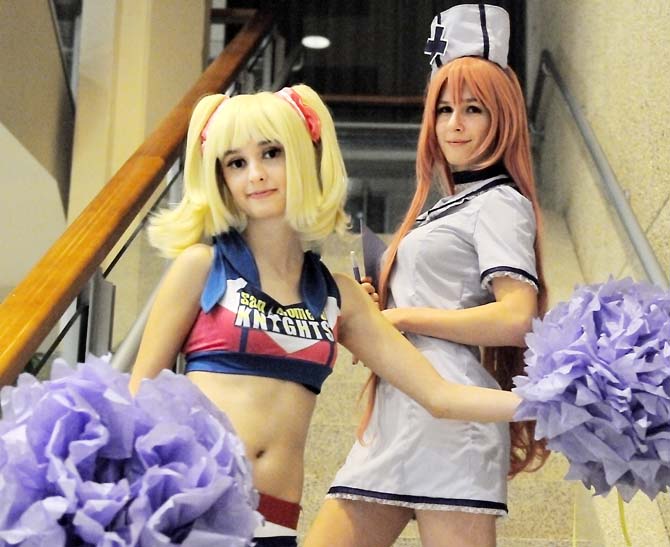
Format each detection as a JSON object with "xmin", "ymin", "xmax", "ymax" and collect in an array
[
  {"xmin": 303, "ymin": 498, "xmax": 413, "ymax": 547},
  {"xmin": 415, "ymin": 510, "xmax": 496, "ymax": 547}
]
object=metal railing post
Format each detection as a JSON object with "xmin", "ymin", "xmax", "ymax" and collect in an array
[{"xmin": 86, "ymin": 269, "xmax": 115, "ymax": 358}]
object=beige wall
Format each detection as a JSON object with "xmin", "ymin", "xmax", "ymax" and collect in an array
[
  {"xmin": 527, "ymin": 1, "xmax": 670, "ymax": 541},
  {"xmin": 0, "ymin": 0, "xmax": 72, "ymax": 299},
  {"xmin": 69, "ymin": 0, "xmax": 209, "ymax": 220},
  {"xmin": 528, "ymin": 0, "xmax": 670, "ymax": 286},
  {"xmin": 0, "ymin": 0, "xmax": 74, "ymax": 213},
  {"xmin": 0, "ymin": 0, "xmax": 208, "ymax": 301},
  {"xmin": 68, "ymin": 0, "xmax": 209, "ymax": 346},
  {"xmin": 0, "ymin": 124, "xmax": 66, "ymax": 301}
]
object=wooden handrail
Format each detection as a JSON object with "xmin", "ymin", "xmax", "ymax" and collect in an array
[
  {"xmin": 210, "ymin": 8, "xmax": 257, "ymax": 25},
  {"xmin": 0, "ymin": 9, "xmax": 274, "ymax": 386}
]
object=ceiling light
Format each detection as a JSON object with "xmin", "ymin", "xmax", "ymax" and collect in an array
[{"xmin": 301, "ymin": 35, "xmax": 331, "ymax": 49}]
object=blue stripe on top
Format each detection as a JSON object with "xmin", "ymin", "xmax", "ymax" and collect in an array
[
  {"xmin": 188, "ymin": 230, "xmax": 341, "ymax": 395},
  {"xmin": 481, "ymin": 266, "xmax": 539, "ymax": 290},
  {"xmin": 185, "ymin": 351, "xmax": 332, "ymax": 394}
]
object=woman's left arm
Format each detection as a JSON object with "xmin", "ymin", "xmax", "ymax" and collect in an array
[{"xmin": 383, "ymin": 276, "xmax": 537, "ymax": 347}]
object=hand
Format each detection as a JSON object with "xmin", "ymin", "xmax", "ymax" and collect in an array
[{"xmin": 360, "ymin": 276, "xmax": 379, "ymax": 308}]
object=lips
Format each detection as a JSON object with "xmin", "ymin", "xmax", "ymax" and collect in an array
[
  {"xmin": 248, "ymin": 189, "xmax": 277, "ymax": 198},
  {"xmin": 447, "ymin": 140, "xmax": 471, "ymax": 145}
]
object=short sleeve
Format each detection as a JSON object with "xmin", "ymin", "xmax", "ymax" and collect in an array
[{"xmin": 473, "ymin": 187, "xmax": 539, "ymax": 293}]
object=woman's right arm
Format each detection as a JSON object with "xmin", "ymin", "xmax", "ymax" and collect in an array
[
  {"xmin": 128, "ymin": 244, "xmax": 212, "ymax": 394},
  {"xmin": 335, "ymin": 273, "xmax": 521, "ymax": 423}
]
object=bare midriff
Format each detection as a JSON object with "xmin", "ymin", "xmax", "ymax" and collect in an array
[{"xmin": 187, "ymin": 370, "xmax": 317, "ymax": 503}]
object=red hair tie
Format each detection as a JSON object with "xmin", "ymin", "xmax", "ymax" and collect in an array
[
  {"xmin": 200, "ymin": 96, "xmax": 229, "ymax": 152},
  {"xmin": 275, "ymin": 87, "xmax": 321, "ymax": 143}
]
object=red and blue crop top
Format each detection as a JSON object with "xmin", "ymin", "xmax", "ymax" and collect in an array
[{"xmin": 183, "ymin": 231, "xmax": 341, "ymax": 394}]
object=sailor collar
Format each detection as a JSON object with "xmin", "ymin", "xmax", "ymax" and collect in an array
[
  {"xmin": 415, "ymin": 163, "xmax": 516, "ymax": 225},
  {"xmin": 200, "ymin": 230, "xmax": 334, "ymax": 318}
]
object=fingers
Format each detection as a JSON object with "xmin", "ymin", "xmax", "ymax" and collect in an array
[{"xmin": 359, "ymin": 279, "xmax": 380, "ymax": 306}]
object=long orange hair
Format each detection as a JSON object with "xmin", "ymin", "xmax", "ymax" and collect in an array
[{"xmin": 358, "ymin": 57, "xmax": 549, "ymax": 477}]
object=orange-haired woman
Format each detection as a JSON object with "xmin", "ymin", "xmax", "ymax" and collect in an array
[{"xmin": 306, "ymin": 5, "xmax": 548, "ymax": 547}]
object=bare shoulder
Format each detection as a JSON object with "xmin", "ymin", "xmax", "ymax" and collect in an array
[
  {"xmin": 173, "ymin": 243, "xmax": 213, "ymax": 271},
  {"xmin": 159, "ymin": 243, "xmax": 213, "ymax": 296}
]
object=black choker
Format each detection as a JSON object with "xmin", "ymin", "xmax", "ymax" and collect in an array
[{"xmin": 452, "ymin": 163, "xmax": 508, "ymax": 185}]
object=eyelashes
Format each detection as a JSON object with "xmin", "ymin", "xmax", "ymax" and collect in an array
[
  {"xmin": 436, "ymin": 105, "xmax": 485, "ymax": 115},
  {"xmin": 223, "ymin": 145, "xmax": 284, "ymax": 170},
  {"xmin": 226, "ymin": 158, "xmax": 245, "ymax": 169},
  {"xmin": 263, "ymin": 146, "xmax": 283, "ymax": 159}
]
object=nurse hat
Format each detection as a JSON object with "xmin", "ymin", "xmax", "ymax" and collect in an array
[{"xmin": 424, "ymin": 3, "xmax": 510, "ymax": 73}]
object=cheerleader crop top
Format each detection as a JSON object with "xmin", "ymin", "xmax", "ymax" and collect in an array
[{"xmin": 182, "ymin": 230, "xmax": 341, "ymax": 394}]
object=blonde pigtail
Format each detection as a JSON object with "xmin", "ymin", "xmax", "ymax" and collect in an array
[
  {"xmin": 291, "ymin": 85, "xmax": 349, "ymax": 242},
  {"xmin": 148, "ymin": 94, "xmax": 235, "ymax": 257}
]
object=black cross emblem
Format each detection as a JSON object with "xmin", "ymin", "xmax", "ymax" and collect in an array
[{"xmin": 424, "ymin": 24, "xmax": 447, "ymax": 65}]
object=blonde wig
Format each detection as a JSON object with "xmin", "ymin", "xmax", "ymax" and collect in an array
[
  {"xmin": 360, "ymin": 57, "xmax": 549, "ymax": 476},
  {"xmin": 149, "ymin": 84, "xmax": 348, "ymax": 257}
]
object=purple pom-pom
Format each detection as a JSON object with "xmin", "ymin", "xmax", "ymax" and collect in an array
[
  {"xmin": 0, "ymin": 356, "xmax": 260, "ymax": 546},
  {"xmin": 514, "ymin": 277, "xmax": 670, "ymax": 502}
]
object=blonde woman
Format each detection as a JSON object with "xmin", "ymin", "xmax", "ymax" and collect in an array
[{"xmin": 129, "ymin": 83, "xmax": 524, "ymax": 546}]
